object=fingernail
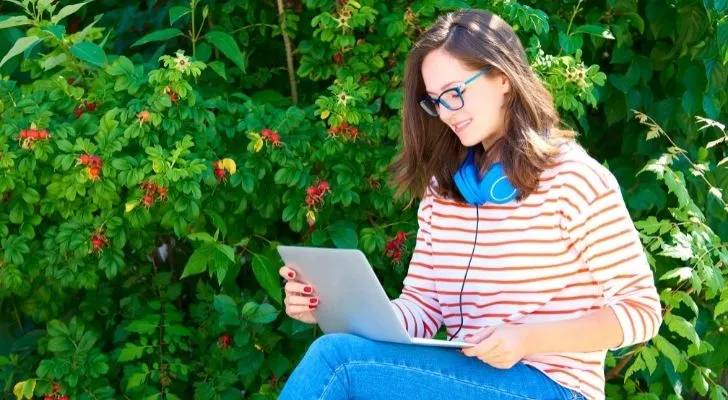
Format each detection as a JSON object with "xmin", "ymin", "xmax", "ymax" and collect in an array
[
  {"xmin": 303, "ymin": 286, "xmax": 312, "ymax": 293},
  {"xmin": 309, "ymin": 298, "xmax": 318, "ymax": 304},
  {"xmin": 288, "ymin": 272, "xmax": 294, "ymax": 278},
  {"xmin": 309, "ymin": 304, "xmax": 316, "ymax": 309}
]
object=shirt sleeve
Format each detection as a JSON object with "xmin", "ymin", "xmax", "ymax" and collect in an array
[
  {"xmin": 390, "ymin": 186, "xmax": 443, "ymax": 339},
  {"xmin": 563, "ymin": 171, "xmax": 663, "ymax": 349}
]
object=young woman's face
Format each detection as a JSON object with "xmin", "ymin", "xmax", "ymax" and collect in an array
[{"xmin": 420, "ymin": 48, "xmax": 511, "ymax": 149}]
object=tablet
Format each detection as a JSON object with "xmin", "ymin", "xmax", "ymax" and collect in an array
[{"xmin": 276, "ymin": 245, "xmax": 473, "ymax": 349}]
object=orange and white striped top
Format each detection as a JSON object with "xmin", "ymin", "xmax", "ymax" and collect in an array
[{"xmin": 390, "ymin": 142, "xmax": 662, "ymax": 400}]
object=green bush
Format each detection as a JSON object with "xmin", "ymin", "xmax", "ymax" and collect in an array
[{"xmin": 0, "ymin": 0, "xmax": 726, "ymax": 399}]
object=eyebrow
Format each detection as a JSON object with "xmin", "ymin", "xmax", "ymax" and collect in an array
[{"xmin": 425, "ymin": 80, "xmax": 459, "ymax": 95}]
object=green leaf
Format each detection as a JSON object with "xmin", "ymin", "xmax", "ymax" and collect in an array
[
  {"xmin": 573, "ymin": 24, "xmax": 615, "ymax": 39},
  {"xmin": 692, "ymin": 368, "xmax": 709, "ymax": 396},
  {"xmin": 131, "ymin": 28, "xmax": 183, "ymax": 47},
  {"xmin": 213, "ymin": 294, "xmax": 238, "ymax": 316},
  {"xmin": 118, "ymin": 343, "xmax": 145, "ymax": 362},
  {"xmin": 328, "ymin": 221, "xmax": 358, "ymax": 249},
  {"xmin": 0, "ymin": 15, "xmax": 32, "ymax": 30},
  {"xmin": 715, "ymin": 298, "xmax": 728, "ymax": 318},
  {"xmin": 127, "ymin": 372, "xmax": 147, "ymax": 390},
  {"xmin": 186, "ymin": 232, "xmax": 215, "ymax": 243},
  {"xmin": 203, "ymin": 31, "xmax": 246, "ymax": 72},
  {"xmin": 0, "ymin": 36, "xmax": 40, "ymax": 68},
  {"xmin": 13, "ymin": 379, "xmax": 36, "ymax": 400},
  {"xmin": 180, "ymin": 243, "xmax": 218, "ymax": 278},
  {"xmin": 665, "ymin": 313, "xmax": 700, "ymax": 345},
  {"xmin": 244, "ymin": 302, "xmax": 279, "ymax": 324},
  {"xmin": 47, "ymin": 336, "xmax": 72, "ymax": 352},
  {"xmin": 70, "ymin": 41, "xmax": 108, "ymax": 67},
  {"xmin": 252, "ymin": 254, "xmax": 282, "ymax": 305},
  {"xmin": 653, "ymin": 335, "xmax": 682, "ymax": 370},
  {"xmin": 126, "ymin": 316, "xmax": 160, "ymax": 334},
  {"xmin": 51, "ymin": 0, "xmax": 93, "ymax": 24},
  {"xmin": 169, "ymin": 6, "xmax": 191, "ymax": 25},
  {"xmin": 208, "ymin": 61, "xmax": 227, "ymax": 80}
]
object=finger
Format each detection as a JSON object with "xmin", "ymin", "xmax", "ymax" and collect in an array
[
  {"xmin": 287, "ymin": 302, "xmax": 319, "ymax": 315},
  {"xmin": 464, "ymin": 327, "xmax": 494, "ymax": 344},
  {"xmin": 464, "ymin": 338, "xmax": 500, "ymax": 358},
  {"xmin": 279, "ymin": 265, "xmax": 299, "ymax": 280},
  {"xmin": 286, "ymin": 295, "xmax": 319, "ymax": 307},
  {"xmin": 284, "ymin": 281, "xmax": 315, "ymax": 296}
]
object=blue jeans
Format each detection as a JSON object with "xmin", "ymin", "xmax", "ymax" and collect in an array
[{"xmin": 279, "ymin": 333, "xmax": 586, "ymax": 400}]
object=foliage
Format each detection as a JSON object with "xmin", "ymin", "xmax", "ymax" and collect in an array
[{"xmin": 0, "ymin": 0, "xmax": 726, "ymax": 399}]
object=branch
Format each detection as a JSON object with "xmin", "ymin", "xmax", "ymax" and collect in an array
[{"xmin": 276, "ymin": 0, "xmax": 298, "ymax": 104}]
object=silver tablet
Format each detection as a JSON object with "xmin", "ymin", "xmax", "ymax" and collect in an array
[{"xmin": 277, "ymin": 245, "xmax": 473, "ymax": 349}]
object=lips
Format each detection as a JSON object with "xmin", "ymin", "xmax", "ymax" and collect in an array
[{"xmin": 452, "ymin": 119, "xmax": 472, "ymax": 133}]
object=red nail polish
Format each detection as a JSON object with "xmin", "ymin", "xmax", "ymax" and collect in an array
[
  {"xmin": 304, "ymin": 286, "xmax": 312, "ymax": 293},
  {"xmin": 288, "ymin": 272, "xmax": 294, "ymax": 278},
  {"xmin": 309, "ymin": 298, "xmax": 318, "ymax": 304},
  {"xmin": 309, "ymin": 304, "xmax": 316, "ymax": 309}
]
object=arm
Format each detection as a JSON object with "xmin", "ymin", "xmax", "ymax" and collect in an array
[
  {"xmin": 525, "ymin": 175, "xmax": 662, "ymax": 354},
  {"xmin": 464, "ymin": 172, "xmax": 662, "ymax": 365},
  {"xmin": 390, "ymin": 186, "xmax": 443, "ymax": 339}
]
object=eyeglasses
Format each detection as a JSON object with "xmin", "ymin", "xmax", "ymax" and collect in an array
[{"xmin": 418, "ymin": 66, "xmax": 492, "ymax": 117}]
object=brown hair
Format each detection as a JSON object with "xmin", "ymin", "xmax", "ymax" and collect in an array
[{"xmin": 389, "ymin": 9, "xmax": 576, "ymax": 203}]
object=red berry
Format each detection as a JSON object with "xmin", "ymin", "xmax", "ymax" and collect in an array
[
  {"xmin": 332, "ymin": 53, "xmax": 344, "ymax": 65},
  {"xmin": 79, "ymin": 154, "xmax": 90, "ymax": 165},
  {"xmin": 88, "ymin": 156, "xmax": 101, "ymax": 168},
  {"xmin": 214, "ymin": 168, "xmax": 226, "ymax": 180},
  {"xmin": 53, "ymin": 383, "xmax": 61, "ymax": 392},
  {"xmin": 396, "ymin": 231, "xmax": 407, "ymax": 242},
  {"xmin": 44, "ymin": 396, "xmax": 54, "ymax": 400},
  {"xmin": 88, "ymin": 166, "xmax": 101, "ymax": 179},
  {"xmin": 219, "ymin": 333, "xmax": 232, "ymax": 348},
  {"xmin": 157, "ymin": 186, "xmax": 167, "ymax": 199},
  {"xmin": 19, "ymin": 129, "xmax": 29, "ymax": 139},
  {"xmin": 318, "ymin": 181, "xmax": 330, "ymax": 192},
  {"xmin": 262, "ymin": 128, "xmax": 272, "ymax": 138},
  {"xmin": 270, "ymin": 133, "xmax": 281, "ymax": 144},
  {"xmin": 84, "ymin": 101, "xmax": 97, "ymax": 112},
  {"xmin": 213, "ymin": 161, "xmax": 222, "ymax": 170},
  {"xmin": 348, "ymin": 127, "xmax": 359, "ymax": 138},
  {"xmin": 74, "ymin": 107, "xmax": 84, "ymax": 117},
  {"xmin": 59, "ymin": 396, "xmax": 69, "ymax": 400},
  {"xmin": 67, "ymin": 77, "xmax": 76, "ymax": 85},
  {"xmin": 306, "ymin": 187, "xmax": 318, "ymax": 196},
  {"xmin": 305, "ymin": 196, "xmax": 316, "ymax": 206},
  {"xmin": 143, "ymin": 194, "xmax": 154, "ymax": 207},
  {"xmin": 28, "ymin": 130, "xmax": 39, "ymax": 140},
  {"xmin": 38, "ymin": 129, "xmax": 49, "ymax": 139}
]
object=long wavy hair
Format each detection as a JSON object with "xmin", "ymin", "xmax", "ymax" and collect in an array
[{"xmin": 389, "ymin": 9, "xmax": 576, "ymax": 203}]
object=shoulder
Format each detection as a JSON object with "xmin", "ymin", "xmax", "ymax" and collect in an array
[{"xmin": 544, "ymin": 141, "xmax": 621, "ymax": 205}]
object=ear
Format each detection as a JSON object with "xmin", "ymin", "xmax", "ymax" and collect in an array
[{"xmin": 500, "ymin": 74, "xmax": 511, "ymax": 95}]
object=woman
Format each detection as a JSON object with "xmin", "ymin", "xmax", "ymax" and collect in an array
[{"xmin": 277, "ymin": 9, "xmax": 662, "ymax": 400}]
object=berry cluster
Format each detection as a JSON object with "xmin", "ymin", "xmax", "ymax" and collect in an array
[
  {"xmin": 385, "ymin": 231, "xmax": 408, "ymax": 263},
  {"xmin": 332, "ymin": 53, "xmax": 344, "ymax": 65},
  {"xmin": 305, "ymin": 180, "xmax": 330, "ymax": 208},
  {"xmin": 212, "ymin": 158, "xmax": 237, "ymax": 182},
  {"xmin": 78, "ymin": 154, "xmax": 103, "ymax": 180},
  {"xmin": 164, "ymin": 86, "xmax": 179, "ymax": 104},
  {"xmin": 261, "ymin": 128, "xmax": 282, "ymax": 147},
  {"xmin": 328, "ymin": 121, "xmax": 359, "ymax": 140},
  {"xmin": 137, "ymin": 110, "xmax": 151, "ymax": 125},
  {"xmin": 91, "ymin": 231, "xmax": 108, "ymax": 253},
  {"xmin": 17, "ymin": 127, "xmax": 50, "ymax": 149},
  {"xmin": 218, "ymin": 333, "xmax": 232, "ymax": 349},
  {"xmin": 73, "ymin": 101, "xmax": 97, "ymax": 118},
  {"xmin": 140, "ymin": 181, "xmax": 168, "ymax": 207},
  {"xmin": 43, "ymin": 383, "xmax": 68, "ymax": 400}
]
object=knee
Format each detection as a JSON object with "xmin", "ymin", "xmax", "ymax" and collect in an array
[{"xmin": 305, "ymin": 333, "xmax": 364, "ymax": 367}]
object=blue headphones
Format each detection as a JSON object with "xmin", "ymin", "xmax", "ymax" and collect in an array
[{"xmin": 453, "ymin": 147, "xmax": 519, "ymax": 206}]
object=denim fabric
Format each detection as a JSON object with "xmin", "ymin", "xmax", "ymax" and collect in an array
[{"xmin": 279, "ymin": 333, "xmax": 587, "ymax": 400}]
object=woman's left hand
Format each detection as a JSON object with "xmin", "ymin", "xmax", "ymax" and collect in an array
[{"xmin": 461, "ymin": 324, "xmax": 530, "ymax": 369}]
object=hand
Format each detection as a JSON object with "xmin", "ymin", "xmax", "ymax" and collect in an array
[
  {"xmin": 279, "ymin": 265, "xmax": 318, "ymax": 324},
  {"xmin": 461, "ymin": 324, "xmax": 530, "ymax": 369}
]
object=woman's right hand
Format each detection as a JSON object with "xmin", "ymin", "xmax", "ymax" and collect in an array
[{"xmin": 279, "ymin": 265, "xmax": 319, "ymax": 324}]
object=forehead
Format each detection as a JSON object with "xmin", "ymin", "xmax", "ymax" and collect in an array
[{"xmin": 421, "ymin": 48, "xmax": 478, "ymax": 93}]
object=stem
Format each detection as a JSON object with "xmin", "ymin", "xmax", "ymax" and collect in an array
[
  {"xmin": 13, "ymin": 298, "xmax": 24, "ymax": 335},
  {"xmin": 191, "ymin": 0, "xmax": 197, "ymax": 57},
  {"xmin": 230, "ymin": 23, "xmax": 278, "ymax": 34},
  {"xmin": 276, "ymin": 0, "xmax": 298, "ymax": 104},
  {"xmin": 566, "ymin": 0, "xmax": 583, "ymax": 36}
]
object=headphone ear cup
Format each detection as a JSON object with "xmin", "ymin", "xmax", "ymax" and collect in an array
[
  {"xmin": 480, "ymin": 163, "xmax": 518, "ymax": 204},
  {"xmin": 454, "ymin": 150, "xmax": 484, "ymax": 206}
]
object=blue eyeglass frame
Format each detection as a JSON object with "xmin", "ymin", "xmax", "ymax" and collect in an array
[{"xmin": 419, "ymin": 66, "xmax": 493, "ymax": 117}]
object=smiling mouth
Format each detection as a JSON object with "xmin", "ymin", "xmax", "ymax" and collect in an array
[{"xmin": 452, "ymin": 119, "xmax": 472, "ymax": 133}]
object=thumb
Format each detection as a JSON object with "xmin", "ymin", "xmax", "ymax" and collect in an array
[{"xmin": 464, "ymin": 326, "xmax": 494, "ymax": 343}]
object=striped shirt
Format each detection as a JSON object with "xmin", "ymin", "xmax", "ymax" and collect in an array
[{"xmin": 390, "ymin": 142, "xmax": 662, "ymax": 400}]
